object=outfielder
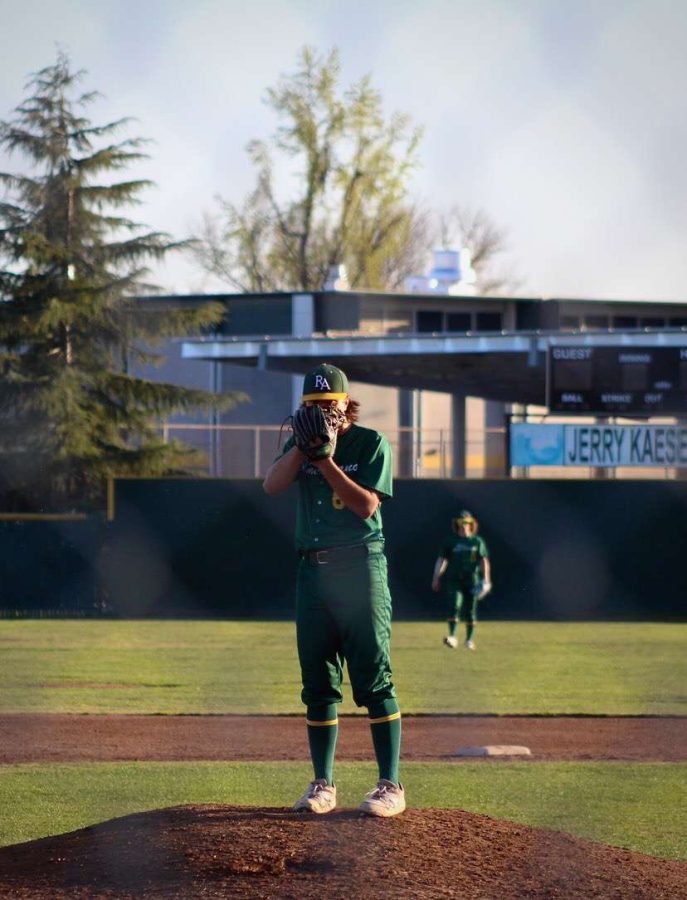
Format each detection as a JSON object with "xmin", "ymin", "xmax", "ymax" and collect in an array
[
  {"xmin": 262, "ymin": 363, "xmax": 405, "ymax": 818},
  {"xmin": 431, "ymin": 510, "xmax": 491, "ymax": 650}
]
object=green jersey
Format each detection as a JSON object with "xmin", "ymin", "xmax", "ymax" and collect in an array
[
  {"xmin": 281, "ymin": 424, "xmax": 393, "ymax": 551},
  {"xmin": 440, "ymin": 534, "xmax": 488, "ymax": 585}
]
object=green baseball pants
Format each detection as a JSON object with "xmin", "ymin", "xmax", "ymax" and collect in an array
[{"xmin": 296, "ymin": 545, "xmax": 396, "ymax": 709}]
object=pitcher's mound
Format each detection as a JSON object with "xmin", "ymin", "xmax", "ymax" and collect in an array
[{"xmin": 0, "ymin": 805, "xmax": 684, "ymax": 899}]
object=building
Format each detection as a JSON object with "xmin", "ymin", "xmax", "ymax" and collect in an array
[{"xmin": 136, "ymin": 289, "xmax": 687, "ymax": 480}]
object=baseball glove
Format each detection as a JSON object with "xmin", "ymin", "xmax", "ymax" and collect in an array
[
  {"xmin": 292, "ymin": 404, "xmax": 340, "ymax": 461},
  {"xmin": 475, "ymin": 580, "xmax": 492, "ymax": 601}
]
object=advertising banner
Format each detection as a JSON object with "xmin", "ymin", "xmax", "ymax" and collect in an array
[{"xmin": 510, "ymin": 423, "xmax": 687, "ymax": 467}]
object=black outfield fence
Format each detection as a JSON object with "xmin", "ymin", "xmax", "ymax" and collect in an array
[
  {"xmin": 0, "ymin": 514, "xmax": 106, "ymax": 616},
  {"xmin": 0, "ymin": 478, "xmax": 685, "ymax": 620}
]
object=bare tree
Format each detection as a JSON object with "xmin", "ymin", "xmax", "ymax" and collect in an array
[
  {"xmin": 438, "ymin": 205, "xmax": 521, "ymax": 295},
  {"xmin": 193, "ymin": 47, "xmax": 432, "ymax": 292}
]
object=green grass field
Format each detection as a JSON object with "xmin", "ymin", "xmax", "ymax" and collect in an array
[
  {"xmin": 1, "ymin": 619, "xmax": 685, "ymax": 715},
  {"xmin": 1, "ymin": 761, "xmax": 685, "ymax": 860},
  {"xmin": 0, "ymin": 620, "xmax": 685, "ymax": 860}
]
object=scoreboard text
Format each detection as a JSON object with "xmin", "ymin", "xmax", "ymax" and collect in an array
[{"xmin": 547, "ymin": 346, "xmax": 687, "ymax": 415}]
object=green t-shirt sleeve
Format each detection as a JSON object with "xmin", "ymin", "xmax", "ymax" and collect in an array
[
  {"xmin": 356, "ymin": 432, "xmax": 393, "ymax": 499},
  {"xmin": 478, "ymin": 537, "xmax": 489, "ymax": 558}
]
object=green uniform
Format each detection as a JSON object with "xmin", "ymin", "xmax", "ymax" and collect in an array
[
  {"xmin": 274, "ymin": 361, "xmax": 402, "ymax": 795},
  {"xmin": 439, "ymin": 532, "xmax": 489, "ymax": 626},
  {"xmin": 282, "ymin": 424, "xmax": 396, "ymax": 708}
]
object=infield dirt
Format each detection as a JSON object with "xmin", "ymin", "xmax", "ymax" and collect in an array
[
  {"xmin": 0, "ymin": 714, "xmax": 685, "ymax": 899},
  {"xmin": 1, "ymin": 713, "xmax": 685, "ymax": 763}
]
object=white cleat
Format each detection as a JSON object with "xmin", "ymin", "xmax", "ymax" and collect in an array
[
  {"xmin": 292, "ymin": 779, "xmax": 337, "ymax": 814},
  {"xmin": 465, "ymin": 639, "xmax": 476, "ymax": 650},
  {"xmin": 443, "ymin": 635, "xmax": 458, "ymax": 649},
  {"xmin": 358, "ymin": 780, "xmax": 406, "ymax": 818}
]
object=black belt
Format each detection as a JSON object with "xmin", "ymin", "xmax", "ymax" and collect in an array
[{"xmin": 299, "ymin": 543, "xmax": 379, "ymax": 565}]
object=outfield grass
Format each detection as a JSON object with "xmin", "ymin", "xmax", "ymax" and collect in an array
[
  {"xmin": 0, "ymin": 620, "xmax": 684, "ymax": 715},
  {"xmin": 0, "ymin": 761, "xmax": 684, "ymax": 860}
]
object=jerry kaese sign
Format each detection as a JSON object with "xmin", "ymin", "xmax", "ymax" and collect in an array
[{"xmin": 511, "ymin": 423, "xmax": 687, "ymax": 467}]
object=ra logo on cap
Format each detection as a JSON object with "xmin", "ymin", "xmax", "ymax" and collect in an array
[{"xmin": 315, "ymin": 375, "xmax": 331, "ymax": 390}]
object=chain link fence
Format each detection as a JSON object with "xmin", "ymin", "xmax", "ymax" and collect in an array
[
  {"xmin": 162, "ymin": 423, "xmax": 685, "ymax": 480},
  {"xmin": 162, "ymin": 424, "xmax": 509, "ymax": 479}
]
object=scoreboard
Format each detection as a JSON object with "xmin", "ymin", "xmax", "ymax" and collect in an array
[{"xmin": 547, "ymin": 345, "xmax": 687, "ymax": 415}]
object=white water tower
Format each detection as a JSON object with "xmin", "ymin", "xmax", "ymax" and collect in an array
[{"xmin": 404, "ymin": 248, "xmax": 476, "ymax": 295}]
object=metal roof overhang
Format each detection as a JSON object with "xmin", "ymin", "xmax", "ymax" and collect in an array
[{"xmin": 181, "ymin": 330, "xmax": 687, "ymax": 405}]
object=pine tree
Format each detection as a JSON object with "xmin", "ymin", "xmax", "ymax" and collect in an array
[{"xmin": 0, "ymin": 52, "xmax": 242, "ymax": 510}]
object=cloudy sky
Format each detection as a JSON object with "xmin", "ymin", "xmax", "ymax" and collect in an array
[{"xmin": 1, "ymin": 0, "xmax": 686, "ymax": 301}]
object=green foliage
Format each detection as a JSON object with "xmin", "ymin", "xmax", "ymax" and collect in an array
[
  {"xmin": 0, "ymin": 761, "xmax": 684, "ymax": 860},
  {"xmin": 196, "ymin": 46, "xmax": 432, "ymax": 291},
  {"xmin": 1, "ymin": 620, "xmax": 684, "ymax": 715},
  {"xmin": 0, "ymin": 53, "xmax": 243, "ymax": 510}
]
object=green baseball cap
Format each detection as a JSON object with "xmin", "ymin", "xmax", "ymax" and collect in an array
[{"xmin": 302, "ymin": 363, "xmax": 349, "ymax": 402}]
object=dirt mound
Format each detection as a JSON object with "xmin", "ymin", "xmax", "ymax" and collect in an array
[{"xmin": 0, "ymin": 805, "xmax": 684, "ymax": 899}]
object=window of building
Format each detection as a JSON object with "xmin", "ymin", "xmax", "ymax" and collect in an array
[
  {"xmin": 446, "ymin": 312, "xmax": 472, "ymax": 332},
  {"xmin": 612, "ymin": 316, "xmax": 638, "ymax": 329},
  {"xmin": 559, "ymin": 315, "xmax": 580, "ymax": 330},
  {"xmin": 475, "ymin": 311, "xmax": 502, "ymax": 332},
  {"xmin": 416, "ymin": 310, "xmax": 444, "ymax": 332},
  {"xmin": 640, "ymin": 317, "xmax": 665, "ymax": 328},
  {"xmin": 669, "ymin": 317, "xmax": 687, "ymax": 328},
  {"xmin": 582, "ymin": 314, "xmax": 609, "ymax": 329}
]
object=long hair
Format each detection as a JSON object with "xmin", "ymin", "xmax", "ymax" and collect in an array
[
  {"xmin": 345, "ymin": 399, "xmax": 360, "ymax": 423},
  {"xmin": 452, "ymin": 517, "xmax": 479, "ymax": 535}
]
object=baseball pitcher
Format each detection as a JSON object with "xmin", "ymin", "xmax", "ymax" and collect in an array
[{"xmin": 263, "ymin": 363, "xmax": 405, "ymax": 818}]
